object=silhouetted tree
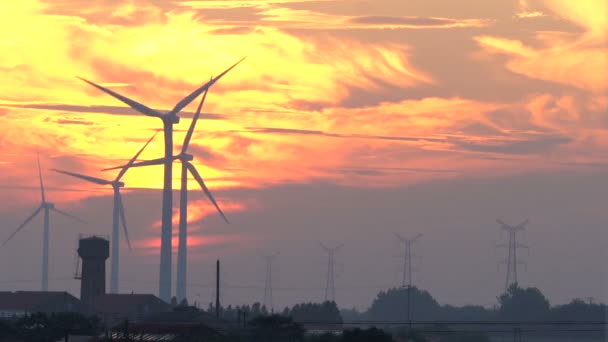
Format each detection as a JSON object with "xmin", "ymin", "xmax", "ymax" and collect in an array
[
  {"xmin": 549, "ymin": 298, "xmax": 605, "ymax": 321},
  {"xmin": 288, "ymin": 301, "xmax": 343, "ymax": 325},
  {"xmin": 368, "ymin": 287, "xmax": 440, "ymax": 321},
  {"xmin": 179, "ymin": 298, "xmax": 189, "ymax": 307},
  {"xmin": 498, "ymin": 284, "xmax": 550, "ymax": 321}
]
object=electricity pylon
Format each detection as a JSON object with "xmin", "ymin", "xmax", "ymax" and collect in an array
[
  {"xmin": 260, "ymin": 252, "xmax": 278, "ymax": 312},
  {"xmin": 395, "ymin": 233, "xmax": 422, "ymax": 288},
  {"xmin": 320, "ymin": 242, "xmax": 343, "ymax": 302},
  {"xmin": 496, "ymin": 219, "xmax": 529, "ymax": 292}
]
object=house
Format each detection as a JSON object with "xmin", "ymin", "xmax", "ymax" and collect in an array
[
  {"xmin": 0, "ymin": 291, "xmax": 82, "ymax": 319},
  {"xmin": 92, "ymin": 294, "xmax": 170, "ymax": 323}
]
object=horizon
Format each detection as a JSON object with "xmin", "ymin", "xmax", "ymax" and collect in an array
[{"xmin": 0, "ymin": 0, "xmax": 606, "ymax": 312}]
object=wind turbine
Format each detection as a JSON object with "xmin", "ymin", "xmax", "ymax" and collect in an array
[
  {"xmin": 78, "ymin": 57, "xmax": 245, "ymax": 301},
  {"xmin": 52, "ymin": 131, "xmax": 158, "ymax": 294},
  {"xmin": 2, "ymin": 156, "xmax": 85, "ymax": 291},
  {"xmin": 104, "ymin": 85, "xmax": 228, "ymax": 302}
]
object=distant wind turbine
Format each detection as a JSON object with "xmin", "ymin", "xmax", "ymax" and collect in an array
[
  {"xmin": 104, "ymin": 85, "xmax": 227, "ymax": 302},
  {"xmin": 52, "ymin": 131, "xmax": 158, "ymax": 294},
  {"xmin": 78, "ymin": 57, "xmax": 245, "ymax": 301},
  {"xmin": 2, "ymin": 156, "xmax": 85, "ymax": 291}
]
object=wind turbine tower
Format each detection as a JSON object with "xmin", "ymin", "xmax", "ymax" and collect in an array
[
  {"xmin": 496, "ymin": 219, "xmax": 529, "ymax": 292},
  {"xmin": 2, "ymin": 156, "xmax": 85, "ymax": 291},
  {"xmin": 320, "ymin": 243, "xmax": 343, "ymax": 302},
  {"xmin": 105, "ymin": 86, "xmax": 228, "ymax": 302},
  {"xmin": 395, "ymin": 233, "xmax": 422, "ymax": 288},
  {"xmin": 79, "ymin": 58, "xmax": 244, "ymax": 301},
  {"xmin": 53, "ymin": 132, "xmax": 157, "ymax": 293},
  {"xmin": 261, "ymin": 252, "xmax": 278, "ymax": 312}
]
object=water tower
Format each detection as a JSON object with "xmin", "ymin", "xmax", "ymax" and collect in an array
[{"xmin": 78, "ymin": 235, "xmax": 109, "ymax": 311}]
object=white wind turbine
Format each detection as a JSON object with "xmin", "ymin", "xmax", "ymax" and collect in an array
[
  {"xmin": 78, "ymin": 57, "xmax": 244, "ymax": 301},
  {"xmin": 52, "ymin": 131, "xmax": 158, "ymax": 294},
  {"xmin": 104, "ymin": 85, "xmax": 228, "ymax": 302},
  {"xmin": 2, "ymin": 156, "xmax": 85, "ymax": 291}
]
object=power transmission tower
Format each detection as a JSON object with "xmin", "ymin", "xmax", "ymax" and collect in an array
[
  {"xmin": 496, "ymin": 219, "xmax": 529, "ymax": 292},
  {"xmin": 320, "ymin": 243, "xmax": 343, "ymax": 302},
  {"xmin": 261, "ymin": 252, "xmax": 278, "ymax": 312},
  {"xmin": 395, "ymin": 233, "xmax": 422, "ymax": 288}
]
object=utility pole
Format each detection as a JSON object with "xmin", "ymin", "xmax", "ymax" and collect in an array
[
  {"xmin": 496, "ymin": 219, "xmax": 529, "ymax": 292},
  {"xmin": 320, "ymin": 243, "xmax": 343, "ymax": 302},
  {"xmin": 216, "ymin": 260, "xmax": 220, "ymax": 319},
  {"xmin": 261, "ymin": 252, "xmax": 278, "ymax": 312}
]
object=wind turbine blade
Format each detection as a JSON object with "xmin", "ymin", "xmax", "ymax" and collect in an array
[
  {"xmin": 496, "ymin": 219, "xmax": 507, "ymax": 227},
  {"xmin": 186, "ymin": 162, "xmax": 229, "ymax": 223},
  {"xmin": 182, "ymin": 77, "xmax": 211, "ymax": 154},
  {"xmin": 77, "ymin": 77, "xmax": 163, "ymax": 118},
  {"xmin": 335, "ymin": 243, "xmax": 344, "ymax": 252},
  {"xmin": 117, "ymin": 193, "xmax": 132, "ymax": 252},
  {"xmin": 320, "ymin": 242, "xmax": 329, "ymax": 252},
  {"xmin": 115, "ymin": 130, "xmax": 159, "ymax": 181},
  {"xmin": 516, "ymin": 219, "xmax": 529, "ymax": 230},
  {"xmin": 169, "ymin": 58, "xmax": 245, "ymax": 116},
  {"xmin": 37, "ymin": 155, "xmax": 45, "ymax": 203},
  {"xmin": 2, "ymin": 206, "xmax": 42, "ymax": 246},
  {"xmin": 103, "ymin": 158, "xmax": 166, "ymax": 172},
  {"xmin": 412, "ymin": 233, "xmax": 423, "ymax": 243},
  {"xmin": 52, "ymin": 169, "xmax": 112, "ymax": 185},
  {"xmin": 394, "ymin": 233, "xmax": 406, "ymax": 243},
  {"xmin": 51, "ymin": 207, "xmax": 86, "ymax": 224}
]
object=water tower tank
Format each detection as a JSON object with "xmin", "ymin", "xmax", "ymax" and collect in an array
[{"xmin": 78, "ymin": 236, "xmax": 109, "ymax": 311}]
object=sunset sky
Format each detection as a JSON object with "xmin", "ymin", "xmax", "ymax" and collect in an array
[{"xmin": 0, "ymin": 0, "xmax": 606, "ymax": 309}]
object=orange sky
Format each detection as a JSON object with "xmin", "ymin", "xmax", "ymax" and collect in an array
[
  {"xmin": 1, "ymin": 0, "xmax": 605, "ymax": 199},
  {"xmin": 0, "ymin": 0, "xmax": 606, "ymax": 307}
]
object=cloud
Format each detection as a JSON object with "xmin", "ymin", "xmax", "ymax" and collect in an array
[
  {"xmin": 1, "ymin": 103, "xmax": 228, "ymax": 120},
  {"xmin": 54, "ymin": 118, "xmax": 95, "ymax": 126},
  {"xmin": 475, "ymin": 0, "xmax": 608, "ymax": 93},
  {"xmin": 347, "ymin": 16, "xmax": 490, "ymax": 29}
]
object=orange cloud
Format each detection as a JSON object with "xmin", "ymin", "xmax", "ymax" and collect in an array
[
  {"xmin": 134, "ymin": 234, "xmax": 245, "ymax": 254},
  {"xmin": 476, "ymin": 0, "xmax": 607, "ymax": 93},
  {"xmin": 151, "ymin": 200, "xmax": 246, "ymax": 229}
]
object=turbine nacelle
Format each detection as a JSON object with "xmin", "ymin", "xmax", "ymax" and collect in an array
[
  {"xmin": 163, "ymin": 113, "xmax": 180, "ymax": 124},
  {"xmin": 42, "ymin": 202, "xmax": 55, "ymax": 210},
  {"xmin": 179, "ymin": 153, "xmax": 194, "ymax": 162},
  {"xmin": 112, "ymin": 181, "xmax": 126, "ymax": 188}
]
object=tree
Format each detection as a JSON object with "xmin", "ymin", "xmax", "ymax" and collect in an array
[
  {"xmin": 368, "ymin": 287, "xmax": 440, "ymax": 321},
  {"xmin": 288, "ymin": 301, "xmax": 343, "ymax": 325},
  {"xmin": 498, "ymin": 284, "xmax": 550, "ymax": 321},
  {"xmin": 549, "ymin": 299, "xmax": 605, "ymax": 321}
]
